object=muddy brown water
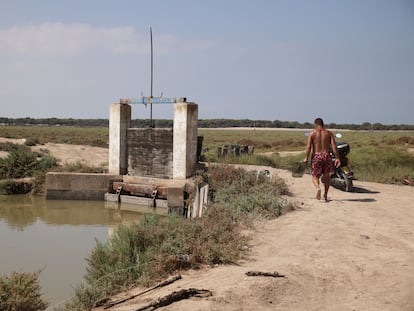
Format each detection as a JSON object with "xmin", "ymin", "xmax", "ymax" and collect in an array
[{"xmin": 0, "ymin": 195, "xmax": 166, "ymax": 309}]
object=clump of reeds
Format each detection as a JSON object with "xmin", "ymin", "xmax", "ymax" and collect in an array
[{"xmin": 0, "ymin": 271, "xmax": 48, "ymax": 311}]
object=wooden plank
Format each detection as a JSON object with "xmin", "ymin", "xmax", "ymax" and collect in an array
[
  {"xmin": 192, "ymin": 187, "xmax": 200, "ymax": 218},
  {"xmin": 113, "ymin": 182, "xmax": 168, "ymax": 198},
  {"xmin": 198, "ymin": 186, "xmax": 204, "ymax": 218}
]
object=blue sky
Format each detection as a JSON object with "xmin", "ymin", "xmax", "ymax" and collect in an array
[{"xmin": 0, "ymin": 0, "xmax": 413, "ymax": 124}]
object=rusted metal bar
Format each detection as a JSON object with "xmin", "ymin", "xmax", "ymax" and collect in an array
[{"xmin": 120, "ymin": 97, "xmax": 186, "ymax": 105}]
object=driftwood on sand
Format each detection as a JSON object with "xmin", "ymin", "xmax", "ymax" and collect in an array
[
  {"xmin": 245, "ymin": 271, "xmax": 285, "ymax": 278},
  {"xmin": 135, "ymin": 288, "xmax": 212, "ymax": 311},
  {"xmin": 103, "ymin": 274, "xmax": 182, "ymax": 309}
]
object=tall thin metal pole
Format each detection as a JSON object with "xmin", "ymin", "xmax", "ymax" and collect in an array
[{"xmin": 150, "ymin": 27, "xmax": 153, "ymax": 127}]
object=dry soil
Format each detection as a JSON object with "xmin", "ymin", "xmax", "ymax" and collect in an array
[{"xmin": 94, "ymin": 166, "xmax": 414, "ymax": 311}]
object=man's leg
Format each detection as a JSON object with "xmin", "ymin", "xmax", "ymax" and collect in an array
[
  {"xmin": 323, "ymin": 172, "xmax": 330, "ymax": 201},
  {"xmin": 312, "ymin": 175, "xmax": 321, "ymax": 200}
]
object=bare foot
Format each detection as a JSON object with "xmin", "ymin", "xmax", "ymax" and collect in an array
[
  {"xmin": 316, "ymin": 189, "xmax": 321, "ymax": 200},
  {"xmin": 324, "ymin": 193, "xmax": 329, "ymax": 202}
]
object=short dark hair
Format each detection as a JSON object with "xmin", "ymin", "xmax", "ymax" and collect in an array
[{"xmin": 314, "ymin": 118, "xmax": 324, "ymax": 127}]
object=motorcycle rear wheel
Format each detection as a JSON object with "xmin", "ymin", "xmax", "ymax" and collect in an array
[{"xmin": 341, "ymin": 172, "xmax": 353, "ymax": 192}]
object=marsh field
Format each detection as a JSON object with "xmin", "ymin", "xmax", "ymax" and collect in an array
[{"xmin": 0, "ymin": 125, "xmax": 413, "ymax": 184}]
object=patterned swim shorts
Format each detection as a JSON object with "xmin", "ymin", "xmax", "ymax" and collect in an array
[{"xmin": 312, "ymin": 152, "xmax": 333, "ymax": 178}]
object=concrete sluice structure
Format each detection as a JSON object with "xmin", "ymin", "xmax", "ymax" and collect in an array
[{"xmin": 46, "ymin": 99, "xmax": 203, "ymax": 214}]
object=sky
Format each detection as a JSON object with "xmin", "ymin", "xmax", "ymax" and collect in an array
[{"xmin": 0, "ymin": 0, "xmax": 413, "ymax": 124}]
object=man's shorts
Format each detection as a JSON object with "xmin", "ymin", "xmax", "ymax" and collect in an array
[{"xmin": 312, "ymin": 152, "xmax": 333, "ymax": 178}]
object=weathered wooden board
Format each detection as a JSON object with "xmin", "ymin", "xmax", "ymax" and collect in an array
[{"xmin": 113, "ymin": 182, "xmax": 168, "ymax": 198}]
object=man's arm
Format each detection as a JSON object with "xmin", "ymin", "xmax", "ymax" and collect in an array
[
  {"xmin": 330, "ymin": 133, "xmax": 341, "ymax": 168},
  {"xmin": 303, "ymin": 132, "xmax": 312, "ymax": 163}
]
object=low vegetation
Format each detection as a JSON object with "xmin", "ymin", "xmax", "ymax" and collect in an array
[
  {"xmin": 200, "ymin": 129, "xmax": 414, "ymax": 185},
  {"xmin": 0, "ymin": 126, "xmax": 108, "ymax": 148},
  {"xmin": 0, "ymin": 271, "xmax": 48, "ymax": 311},
  {"xmin": 59, "ymin": 166, "xmax": 292, "ymax": 310},
  {"xmin": 58, "ymin": 161, "xmax": 107, "ymax": 174},
  {"xmin": 349, "ymin": 146, "xmax": 414, "ymax": 184}
]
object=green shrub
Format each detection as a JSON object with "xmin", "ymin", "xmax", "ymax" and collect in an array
[
  {"xmin": 0, "ymin": 180, "xmax": 32, "ymax": 195},
  {"xmin": 0, "ymin": 145, "xmax": 57, "ymax": 179},
  {"xmin": 24, "ymin": 138, "xmax": 39, "ymax": 146},
  {"xmin": 0, "ymin": 146, "xmax": 38, "ymax": 178},
  {"xmin": 206, "ymin": 165, "xmax": 289, "ymax": 196},
  {"xmin": 0, "ymin": 271, "xmax": 48, "ymax": 311},
  {"xmin": 208, "ymin": 166, "xmax": 290, "ymax": 219},
  {"xmin": 37, "ymin": 156, "xmax": 57, "ymax": 172},
  {"xmin": 214, "ymin": 182, "xmax": 288, "ymax": 218}
]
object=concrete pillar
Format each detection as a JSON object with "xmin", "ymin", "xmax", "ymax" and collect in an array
[
  {"xmin": 109, "ymin": 103, "xmax": 131, "ymax": 175},
  {"xmin": 173, "ymin": 102, "xmax": 198, "ymax": 179}
]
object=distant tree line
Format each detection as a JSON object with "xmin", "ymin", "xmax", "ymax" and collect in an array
[
  {"xmin": 0, "ymin": 117, "xmax": 413, "ymax": 130},
  {"xmin": 0, "ymin": 117, "xmax": 109, "ymax": 127}
]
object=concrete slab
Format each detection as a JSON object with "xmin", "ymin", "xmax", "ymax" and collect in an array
[
  {"xmin": 167, "ymin": 186, "xmax": 184, "ymax": 208},
  {"xmin": 46, "ymin": 172, "xmax": 122, "ymax": 200}
]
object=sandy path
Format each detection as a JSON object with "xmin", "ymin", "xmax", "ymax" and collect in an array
[
  {"xmin": 98, "ymin": 168, "xmax": 414, "ymax": 311},
  {"xmin": 32, "ymin": 143, "xmax": 108, "ymax": 166},
  {"xmin": 0, "ymin": 137, "xmax": 108, "ymax": 167}
]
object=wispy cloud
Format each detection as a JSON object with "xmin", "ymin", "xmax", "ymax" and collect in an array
[
  {"xmin": 0, "ymin": 23, "xmax": 164, "ymax": 57},
  {"xmin": 0, "ymin": 22, "xmax": 214, "ymax": 58}
]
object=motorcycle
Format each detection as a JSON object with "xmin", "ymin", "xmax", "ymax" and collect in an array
[{"xmin": 327, "ymin": 135, "xmax": 354, "ymax": 192}]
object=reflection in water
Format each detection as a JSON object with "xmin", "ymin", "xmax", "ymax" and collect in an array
[{"xmin": 0, "ymin": 195, "xmax": 166, "ymax": 308}]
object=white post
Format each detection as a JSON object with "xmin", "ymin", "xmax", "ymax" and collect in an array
[
  {"xmin": 109, "ymin": 103, "xmax": 131, "ymax": 175},
  {"xmin": 173, "ymin": 102, "xmax": 198, "ymax": 179}
]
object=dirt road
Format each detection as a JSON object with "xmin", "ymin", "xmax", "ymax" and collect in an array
[{"xmin": 98, "ymin": 167, "xmax": 414, "ymax": 311}]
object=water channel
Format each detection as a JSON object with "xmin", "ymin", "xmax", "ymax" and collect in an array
[{"xmin": 0, "ymin": 195, "xmax": 166, "ymax": 309}]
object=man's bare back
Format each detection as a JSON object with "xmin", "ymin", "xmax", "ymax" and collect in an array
[{"xmin": 309, "ymin": 128, "xmax": 335, "ymax": 154}]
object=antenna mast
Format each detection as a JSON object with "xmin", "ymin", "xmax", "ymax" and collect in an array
[
  {"xmin": 150, "ymin": 27, "xmax": 154, "ymax": 127},
  {"xmin": 119, "ymin": 28, "xmax": 187, "ymax": 112}
]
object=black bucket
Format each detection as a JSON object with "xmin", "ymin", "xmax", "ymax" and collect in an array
[{"xmin": 291, "ymin": 162, "xmax": 307, "ymax": 177}]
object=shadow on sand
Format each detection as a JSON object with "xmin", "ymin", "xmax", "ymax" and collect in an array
[
  {"xmin": 329, "ymin": 198, "xmax": 377, "ymax": 203},
  {"xmin": 351, "ymin": 186, "xmax": 380, "ymax": 194},
  {"xmin": 337, "ymin": 186, "xmax": 379, "ymax": 202},
  {"xmin": 342, "ymin": 198, "xmax": 377, "ymax": 203}
]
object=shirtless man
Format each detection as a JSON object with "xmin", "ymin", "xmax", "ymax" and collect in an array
[{"xmin": 303, "ymin": 118, "xmax": 341, "ymax": 201}]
